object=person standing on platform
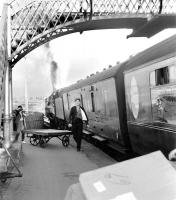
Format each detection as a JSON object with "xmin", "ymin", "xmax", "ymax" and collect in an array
[
  {"xmin": 68, "ymin": 98, "xmax": 89, "ymax": 151},
  {"xmin": 14, "ymin": 105, "xmax": 26, "ymax": 143}
]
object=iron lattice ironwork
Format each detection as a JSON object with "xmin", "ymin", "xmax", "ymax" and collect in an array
[{"xmin": 8, "ymin": 0, "xmax": 176, "ymax": 65}]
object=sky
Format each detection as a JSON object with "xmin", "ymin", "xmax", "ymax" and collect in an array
[{"xmin": 12, "ymin": 28, "xmax": 176, "ymax": 99}]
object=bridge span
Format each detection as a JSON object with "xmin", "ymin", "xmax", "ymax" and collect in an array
[{"xmin": 9, "ymin": 0, "xmax": 176, "ymax": 66}]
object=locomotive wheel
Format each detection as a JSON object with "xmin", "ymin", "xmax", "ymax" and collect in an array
[
  {"xmin": 62, "ymin": 136, "xmax": 69, "ymax": 147},
  {"xmin": 29, "ymin": 136, "xmax": 40, "ymax": 146}
]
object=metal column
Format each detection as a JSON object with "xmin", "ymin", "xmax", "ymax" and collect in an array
[
  {"xmin": 3, "ymin": 63, "xmax": 11, "ymax": 148},
  {"xmin": 9, "ymin": 67, "xmax": 13, "ymax": 141},
  {"xmin": 3, "ymin": 3, "xmax": 12, "ymax": 147}
]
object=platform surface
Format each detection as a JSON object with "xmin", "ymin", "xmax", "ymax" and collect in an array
[{"xmin": 0, "ymin": 137, "xmax": 115, "ymax": 200}]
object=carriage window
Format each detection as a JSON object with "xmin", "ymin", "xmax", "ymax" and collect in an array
[
  {"xmin": 155, "ymin": 67, "xmax": 169, "ymax": 86},
  {"xmin": 169, "ymin": 65, "xmax": 176, "ymax": 83},
  {"xmin": 91, "ymin": 92, "xmax": 95, "ymax": 112}
]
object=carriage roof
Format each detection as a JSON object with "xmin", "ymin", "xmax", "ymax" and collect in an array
[{"xmin": 54, "ymin": 34, "xmax": 176, "ymax": 96}]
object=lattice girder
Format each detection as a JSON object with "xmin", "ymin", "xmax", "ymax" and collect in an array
[{"xmin": 9, "ymin": 0, "xmax": 176, "ymax": 66}]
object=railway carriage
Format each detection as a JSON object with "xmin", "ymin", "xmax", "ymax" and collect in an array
[
  {"xmin": 47, "ymin": 34, "xmax": 176, "ymax": 156},
  {"xmin": 52, "ymin": 65, "xmax": 132, "ymax": 154},
  {"xmin": 125, "ymin": 34, "xmax": 176, "ymax": 155}
]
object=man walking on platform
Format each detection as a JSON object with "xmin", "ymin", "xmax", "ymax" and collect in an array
[{"xmin": 68, "ymin": 98, "xmax": 89, "ymax": 151}]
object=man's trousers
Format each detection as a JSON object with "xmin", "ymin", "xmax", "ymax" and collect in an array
[{"xmin": 72, "ymin": 118, "xmax": 83, "ymax": 150}]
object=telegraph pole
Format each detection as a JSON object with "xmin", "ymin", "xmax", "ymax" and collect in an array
[{"xmin": 25, "ymin": 79, "xmax": 29, "ymax": 113}]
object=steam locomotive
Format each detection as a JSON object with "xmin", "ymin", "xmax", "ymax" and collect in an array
[{"xmin": 46, "ymin": 34, "xmax": 176, "ymax": 156}]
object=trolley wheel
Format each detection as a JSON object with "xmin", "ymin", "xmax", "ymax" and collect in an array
[
  {"xmin": 29, "ymin": 136, "xmax": 40, "ymax": 146},
  {"xmin": 1, "ymin": 178, "xmax": 7, "ymax": 183},
  {"xmin": 39, "ymin": 137, "xmax": 46, "ymax": 148},
  {"xmin": 45, "ymin": 137, "xmax": 50, "ymax": 143},
  {"xmin": 62, "ymin": 136, "xmax": 69, "ymax": 147}
]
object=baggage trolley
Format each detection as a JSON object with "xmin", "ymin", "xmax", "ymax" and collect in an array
[{"xmin": 25, "ymin": 129, "xmax": 72, "ymax": 148}]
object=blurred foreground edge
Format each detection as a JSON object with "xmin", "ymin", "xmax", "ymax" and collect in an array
[{"xmin": 79, "ymin": 151, "xmax": 176, "ymax": 200}]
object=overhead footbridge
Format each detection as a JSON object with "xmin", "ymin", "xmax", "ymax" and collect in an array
[
  {"xmin": 8, "ymin": 0, "xmax": 176, "ymax": 65},
  {"xmin": 0, "ymin": 0, "xmax": 175, "ymax": 146}
]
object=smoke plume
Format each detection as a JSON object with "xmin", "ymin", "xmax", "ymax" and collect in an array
[
  {"xmin": 50, "ymin": 60, "xmax": 58, "ymax": 91},
  {"xmin": 44, "ymin": 42, "xmax": 59, "ymax": 91}
]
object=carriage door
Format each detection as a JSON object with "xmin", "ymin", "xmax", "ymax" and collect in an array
[{"xmin": 55, "ymin": 97, "xmax": 65, "ymax": 120}]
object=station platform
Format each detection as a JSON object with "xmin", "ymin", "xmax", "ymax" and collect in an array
[{"xmin": 0, "ymin": 137, "xmax": 115, "ymax": 200}]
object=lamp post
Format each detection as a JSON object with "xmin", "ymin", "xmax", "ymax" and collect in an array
[{"xmin": 25, "ymin": 79, "xmax": 29, "ymax": 114}]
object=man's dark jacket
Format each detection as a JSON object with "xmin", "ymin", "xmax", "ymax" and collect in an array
[{"xmin": 69, "ymin": 106, "xmax": 89, "ymax": 124}]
